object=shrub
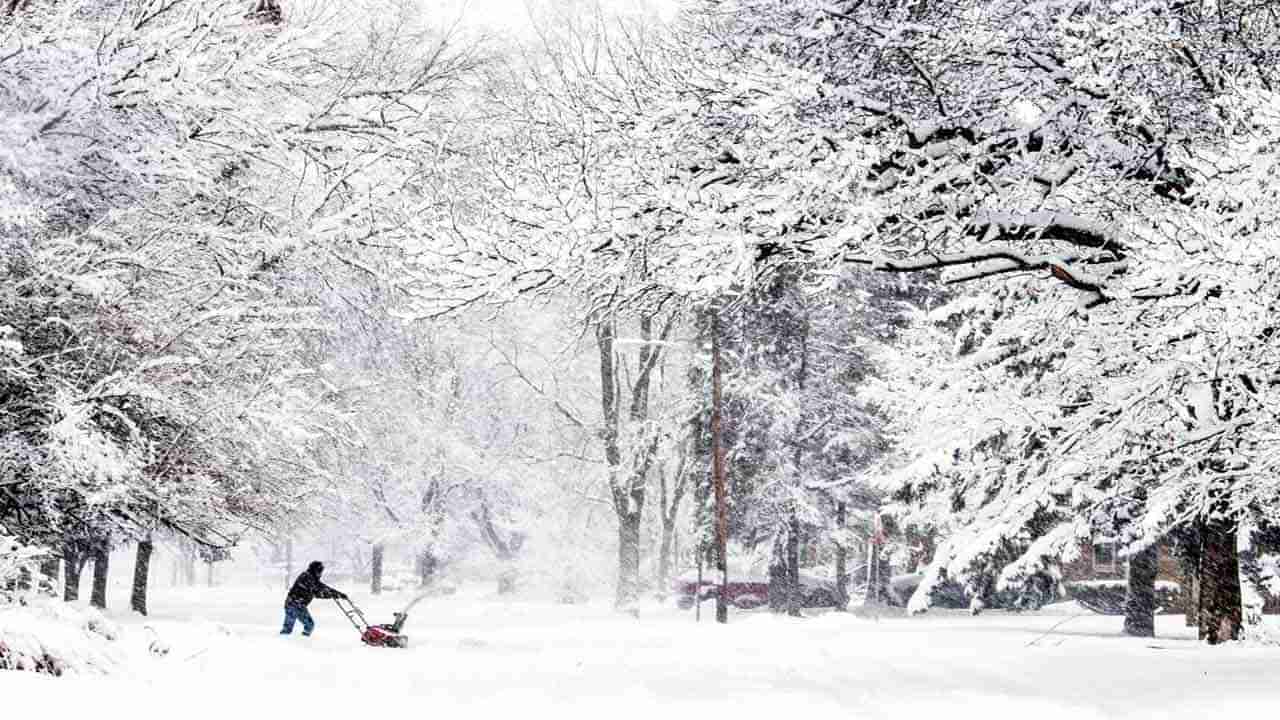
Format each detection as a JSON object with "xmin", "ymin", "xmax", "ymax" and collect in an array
[
  {"xmin": 1064, "ymin": 580, "xmax": 1184, "ymax": 615},
  {"xmin": 0, "ymin": 601, "xmax": 126, "ymax": 675},
  {"xmin": 0, "ymin": 526, "xmax": 46, "ymax": 602}
]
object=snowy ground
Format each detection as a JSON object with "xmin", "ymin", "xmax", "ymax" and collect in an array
[{"xmin": 4, "ymin": 583, "xmax": 1280, "ymax": 718}]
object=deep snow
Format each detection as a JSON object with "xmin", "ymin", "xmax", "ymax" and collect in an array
[{"xmin": 3, "ymin": 583, "xmax": 1280, "ymax": 718}]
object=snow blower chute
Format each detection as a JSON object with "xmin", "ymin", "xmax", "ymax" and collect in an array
[{"xmin": 334, "ymin": 596, "xmax": 409, "ymax": 648}]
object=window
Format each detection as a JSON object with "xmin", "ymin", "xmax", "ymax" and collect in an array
[{"xmin": 1092, "ymin": 542, "xmax": 1116, "ymax": 574}]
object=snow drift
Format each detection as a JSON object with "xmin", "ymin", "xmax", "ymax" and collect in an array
[{"xmin": 0, "ymin": 600, "xmax": 128, "ymax": 675}]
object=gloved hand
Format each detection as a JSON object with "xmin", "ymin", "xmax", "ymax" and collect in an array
[{"xmin": 339, "ymin": 592, "xmax": 349, "ymax": 600}]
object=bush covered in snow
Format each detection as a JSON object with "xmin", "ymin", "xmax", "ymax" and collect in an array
[
  {"xmin": 1064, "ymin": 580, "xmax": 1184, "ymax": 616},
  {"xmin": 0, "ymin": 600, "xmax": 127, "ymax": 675},
  {"xmin": 0, "ymin": 525, "xmax": 45, "ymax": 601}
]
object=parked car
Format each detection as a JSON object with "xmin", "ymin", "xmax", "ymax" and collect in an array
[
  {"xmin": 886, "ymin": 571, "xmax": 968, "ymax": 609},
  {"xmin": 673, "ymin": 571, "xmax": 841, "ymax": 610}
]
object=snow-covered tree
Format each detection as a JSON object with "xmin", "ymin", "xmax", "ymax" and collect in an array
[
  {"xmin": 679, "ymin": 0, "xmax": 1280, "ymax": 642},
  {"xmin": 0, "ymin": 0, "xmax": 485, "ymax": 608}
]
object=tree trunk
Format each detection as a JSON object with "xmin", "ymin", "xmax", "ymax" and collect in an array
[
  {"xmin": 39, "ymin": 557, "xmax": 60, "ymax": 597},
  {"xmin": 865, "ymin": 540, "xmax": 880, "ymax": 605},
  {"xmin": 596, "ymin": 312, "xmax": 664, "ymax": 613},
  {"xmin": 1123, "ymin": 543, "xmax": 1157, "ymax": 637},
  {"xmin": 284, "ymin": 536, "xmax": 294, "ymax": 591},
  {"xmin": 786, "ymin": 299, "xmax": 807, "ymax": 620},
  {"xmin": 910, "ymin": 528, "xmax": 937, "ymax": 573},
  {"xmin": 63, "ymin": 546, "xmax": 84, "ymax": 602},
  {"xmin": 656, "ymin": 424, "xmax": 692, "ymax": 601},
  {"xmin": 768, "ymin": 534, "xmax": 788, "ymax": 612},
  {"xmin": 1178, "ymin": 539, "xmax": 1200, "ymax": 627},
  {"xmin": 371, "ymin": 544, "xmax": 385, "ymax": 595},
  {"xmin": 656, "ymin": 522, "xmax": 675, "ymax": 600},
  {"xmin": 205, "ymin": 560, "xmax": 214, "ymax": 588},
  {"xmin": 786, "ymin": 511, "xmax": 802, "ymax": 617},
  {"xmin": 673, "ymin": 531, "xmax": 680, "ymax": 586},
  {"xmin": 835, "ymin": 502, "xmax": 849, "ymax": 610},
  {"xmin": 90, "ymin": 546, "xmax": 109, "ymax": 609},
  {"xmin": 616, "ymin": 511, "xmax": 641, "ymax": 611},
  {"xmin": 1197, "ymin": 518, "xmax": 1242, "ymax": 644},
  {"xmin": 473, "ymin": 502, "xmax": 523, "ymax": 596},
  {"xmin": 1238, "ymin": 523, "xmax": 1266, "ymax": 638},
  {"xmin": 131, "ymin": 540, "xmax": 153, "ymax": 616},
  {"xmin": 1184, "ymin": 571, "xmax": 1199, "ymax": 628},
  {"xmin": 497, "ymin": 568, "xmax": 518, "ymax": 595},
  {"xmin": 10, "ymin": 566, "xmax": 30, "ymax": 593},
  {"xmin": 184, "ymin": 547, "xmax": 196, "ymax": 586},
  {"xmin": 864, "ymin": 521, "xmax": 890, "ymax": 607},
  {"xmin": 416, "ymin": 550, "xmax": 437, "ymax": 588}
]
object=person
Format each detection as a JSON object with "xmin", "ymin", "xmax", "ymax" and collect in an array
[{"xmin": 280, "ymin": 561, "xmax": 347, "ymax": 636}]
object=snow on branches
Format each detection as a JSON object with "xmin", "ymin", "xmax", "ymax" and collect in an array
[
  {"xmin": 0, "ymin": 0, "xmax": 483, "ymax": 560},
  {"xmin": 669, "ymin": 1, "xmax": 1280, "ymax": 631}
]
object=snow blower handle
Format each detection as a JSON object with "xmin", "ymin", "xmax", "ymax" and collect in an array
[{"xmin": 333, "ymin": 596, "xmax": 370, "ymax": 633}]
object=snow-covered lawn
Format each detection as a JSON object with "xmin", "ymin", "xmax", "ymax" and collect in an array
[{"xmin": 4, "ymin": 585, "xmax": 1279, "ymax": 718}]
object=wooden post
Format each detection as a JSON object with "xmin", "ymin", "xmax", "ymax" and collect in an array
[{"xmin": 710, "ymin": 312, "xmax": 729, "ymax": 624}]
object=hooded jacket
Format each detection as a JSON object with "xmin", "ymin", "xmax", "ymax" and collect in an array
[{"xmin": 285, "ymin": 561, "xmax": 344, "ymax": 609}]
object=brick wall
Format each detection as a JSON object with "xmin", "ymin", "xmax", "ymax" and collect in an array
[
  {"xmin": 1062, "ymin": 539, "xmax": 1280, "ymax": 614},
  {"xmin": 1062, "ymin": 540, "xmax": 1181, "ymax": 583}
]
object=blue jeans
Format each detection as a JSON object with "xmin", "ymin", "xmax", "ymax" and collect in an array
[{"xmin": 281, "ymin": 605, "xmax": 315, "ymax": 635}]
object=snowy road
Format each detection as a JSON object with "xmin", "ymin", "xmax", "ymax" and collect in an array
[{"xmin": 4, "ymin": 586, "xmax": 1279, "ymax": 718}]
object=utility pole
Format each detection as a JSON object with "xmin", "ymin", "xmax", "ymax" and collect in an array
[{"xmin": 711, "ymin": 313, "xmax": 729, "ymax": 624}]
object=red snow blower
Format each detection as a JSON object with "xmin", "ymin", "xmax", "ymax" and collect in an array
[{"xmin": 334, "ymin": 597, "xmax": 409, "ymax": 648}]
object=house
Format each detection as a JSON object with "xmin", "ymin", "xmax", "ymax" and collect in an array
[
  {"xmin": 1061, "ymin": 539, "xmax": 1183, "ymax": 584},
  {"xmin": 1062, "ymin": 538, "xmax": 1280, "ymax": 614}
]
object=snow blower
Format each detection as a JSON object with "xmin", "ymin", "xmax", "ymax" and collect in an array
[{"xmin": 334, "ymin": 596, "xmax": 409, "ymax": 648}]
